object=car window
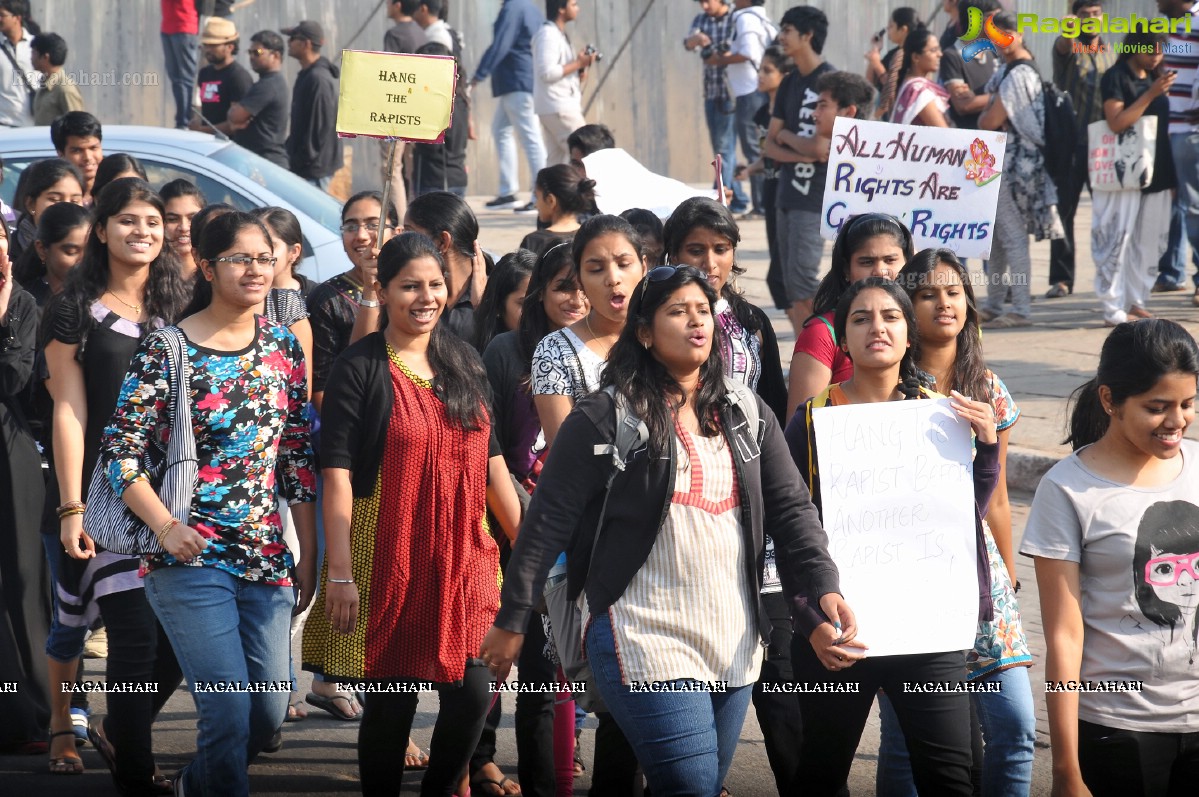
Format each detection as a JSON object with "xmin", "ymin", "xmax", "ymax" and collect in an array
[
  {"xmin": 208, "ymin": 144, "xmax": 343, "ymax": 235},
  {"xmin": 1, "ymin": 158, "xmax": 32, "ymax": 208}
]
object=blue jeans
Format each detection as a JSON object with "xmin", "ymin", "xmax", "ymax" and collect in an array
[
  {"xmin": 586, "ymin": 611, "xmax": 753, "ymax": 795},
  {"xmin": 1161, "ymin": 130, "xmax": 1199, "ymax": 289},
  {"xmin": 877, "ymin": 667, "xmax": 1036, "ymax": 797},
  {"xmin": 41, "ymin": 532, "xmax": 88, "ymax": 662},
  {"xmin": 734, "ymin": 91, "xmax": 767, "ymax": 212},
  {"xmin": 704, "ymin": 97, "xmax": 750, "ymax": 211},
  {"xmin": 145, "ymin": 565, "xmax": 293, "ymax": 797},
  {"xmin": 306, "ymin": 175, "xmax": 333, "ymax": 192},
  {"xmin": 161, "ymin": 32, "xmax": 199, "ymax": 129},
  {"xmin": 492, "ymin": 90, "xmax": 547, "ymax": 200}
]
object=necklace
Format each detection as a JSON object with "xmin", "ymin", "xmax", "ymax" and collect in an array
[
  {"xmin": 585, "ymin": 313, "xmax": 614, "ymax": 358},
  {"xmin": 105, "ymin": 289, "xmax": 142, "ymax": 314}
]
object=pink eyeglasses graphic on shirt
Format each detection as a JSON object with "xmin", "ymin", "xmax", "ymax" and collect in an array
[{"xmin": 1145, "ymin": 552, "xmax": 1199, "ymax": 587}]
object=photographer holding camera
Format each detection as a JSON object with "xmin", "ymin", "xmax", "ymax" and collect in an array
[
  {"xmin": 684, "ymin": 0, "xmax": 751, "ymax": 214},
  {"xmin": 533, "ymin": 0, "xmax": 594, "ymax": 165}
]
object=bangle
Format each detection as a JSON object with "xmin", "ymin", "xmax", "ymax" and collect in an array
[
  {"xmin": 56, "ymin": 500, "xmax": 85, "ymax": 518},
  {"xmin": 328, "ymin": 577, "xmax": 355, "ymax": 584},
  {"xmin": 58, "ymin": 507, "xmax": 85, "ymax": 520},
  {"xmin": 358, "ymin": 298, "xmax": 380, "ymax": 309},
  {"xmin": 156, "ymin": 518, "xmax": 180, "ymax": 545}
]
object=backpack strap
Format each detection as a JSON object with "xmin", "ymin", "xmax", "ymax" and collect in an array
[
  {"xmin": 722, "ymin": 377, "xmax": 763, "ymax": 463},
  {"xmin": 816, "ymin": 315, "xmax": 836, "ymax": 345},
  {"xmin": 583, "ymin": 387, "xmax": 649, "ymax": 586}
]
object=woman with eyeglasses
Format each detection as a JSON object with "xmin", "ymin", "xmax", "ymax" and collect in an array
[
  {"xmin": 1021, "ymin": 320, "xmax": 1199, "ymax": 797},
  {"xmin": 481, "ymin": 264, "xmax": 853, "ymax": 796},
  {"xmin": 101, "ymin": 211, "xmax": 317, "ymax": 797}
]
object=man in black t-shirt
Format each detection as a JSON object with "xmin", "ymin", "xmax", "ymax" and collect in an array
[
  {"xmin": 189, "ymin": 17, "xmax": 253, "ymax": 132},
  {"xmin": 228, "ymin": 31, "xmax": 289, "ymax": 167}
]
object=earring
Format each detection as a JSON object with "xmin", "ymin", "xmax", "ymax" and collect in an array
[{"xmin": 642, "ymin": 341, "xmax": 650, "ymax": 350}]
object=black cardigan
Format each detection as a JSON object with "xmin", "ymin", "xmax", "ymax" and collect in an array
[
  {"xmin": 746, "ymin": 302, "xmax": 788, "ymax": 425},
  {"xmin": 320, "ymin": 332, "xmax": 497, "ymax": 496},
  {"xmin": 494, "ymin": 387, "xmax": 842, "ymax": 644}
]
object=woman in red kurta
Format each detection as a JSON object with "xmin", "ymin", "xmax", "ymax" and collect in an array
[{"xmin": 303, "ymin": 232, "xmax": 519, "ymax": 796}]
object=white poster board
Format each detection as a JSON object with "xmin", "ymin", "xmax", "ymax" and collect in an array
[
  {"xmin": 813, "ymin": 398, "xmax": 978, "ymax": 657},
  {"xmin": 583, "ymin": 148, "xmax": 716, "ymax": 219},
  {"xmin": 820, "ymin": 117, "xmax": 1006, "ymax": 259}
]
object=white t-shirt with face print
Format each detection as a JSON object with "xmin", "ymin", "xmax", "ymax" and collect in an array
[{"xmin": 1021, "ymin": 440, "xmax": 1199, "ymax": 733}]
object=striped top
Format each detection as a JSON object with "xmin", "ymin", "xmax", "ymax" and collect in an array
[
  {"xmin": 1165, "ymin": 2, "xmax": 1199, "ymax": 133},
  {"xmin": 600, "ymin": 421, "xmax": 762, "ymax": 686}
]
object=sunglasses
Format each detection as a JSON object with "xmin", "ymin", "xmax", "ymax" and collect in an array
[
  {"xmin": 1145, "ymin": 552, "xmax": 1199, "ymax": 588},
  {"xmin": 249, "ymin": 48, "xmax": 277, "ymax": 56}
]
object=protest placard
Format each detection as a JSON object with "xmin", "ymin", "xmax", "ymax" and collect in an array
[
  {"xmin": 812, "ymin": 398, "xmax": 978, "ymax": 657},
  {"xmin": 820, "ymin": 117, "xmax": 1006, "ymax": 259},
  {"xmin": 336, "ymin": 50, "xmax": 457, "ymax": 142}
]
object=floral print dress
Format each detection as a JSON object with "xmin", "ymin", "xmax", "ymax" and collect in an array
[{"xmin": 103, "ymin": 316, "xmax": 316, "ymax": 584}]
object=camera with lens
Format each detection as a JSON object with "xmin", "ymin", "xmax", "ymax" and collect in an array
[
  {"xmin": 583, "ymin": 44, "xmax": 603, "ymax": 62},
  {"xmin": 700, "ymin": 40, "xmax": 732, "ymax": 60}
]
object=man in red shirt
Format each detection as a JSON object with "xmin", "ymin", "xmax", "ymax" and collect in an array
[{"xmin": 160, "ymin": 0, "xmax": 199, "ymax": 129}]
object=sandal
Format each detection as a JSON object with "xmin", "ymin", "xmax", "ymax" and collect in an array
[
  {"xmin": 981, "ymin": 313, "xmax": 1031, "ymax": 329},
  {"xmin": 305, "ymin": 692, "xmax": 361, "ymax": 721},
  {"xmin": 285, "ymin": 700, "xmax": 307, "ymax": 722},
  {"xmin": 406, "ymin": 738, "xmax": 430, "ymax": 769},
  {"xmin": 88, "ymin": 720, "xmax": 173, "ymax": 795},
  {"xmin": 469, "ymin": 773, "xmax": 521, "ymax": 796},
  {"xmin": 1044, "ymin": 282, "xmax": 1071, "ymax": 299},
  {"xmin": 47, "ymin": 729, "xmax": 84, "ymax": 775}
]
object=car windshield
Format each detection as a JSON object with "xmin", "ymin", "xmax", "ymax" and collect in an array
[{"xmin": 208, "ymin": 144, "xmax": 343, "ymax": 235}]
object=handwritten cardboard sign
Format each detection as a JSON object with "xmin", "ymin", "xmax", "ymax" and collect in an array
[
  {"xmin": 1086, "ymin": 117, "xmax": 1156, "ymax": 192},
  {"xmin": 821, "ymin": 117, "xmax": 1006, "ymax": 259},
  {"xmin": 813, "ymin": 398, "xmax": 978, "ymax": 657},
  {"xmin": 336, "ymin": 50, "xmax": 456, "ymax": 142}
]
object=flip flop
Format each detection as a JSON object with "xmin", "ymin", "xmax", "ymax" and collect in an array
[
  {"xmin": 469, "ymin": 774, "xmax": 521, "ymax": 796},
  {"xmin": 305, "ymin": 692, "xmax": 361, "ymax": 721},
  {"xmin": 285, "ymin": 700, "xmax": 307, "ymax": 722},
  {"xmin": 405, "ymin": 739, "xmax": 430, "ymax": 770},
  {"xmin": 47, "ymin": 730, "xmax": 84, "ymax": 775}
]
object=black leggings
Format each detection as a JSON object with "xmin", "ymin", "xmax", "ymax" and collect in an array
[
  {"xmin": 791, "ymin": 638, "xmax": 973, "ymax": 797},
  {"xmin": 1078, "ymin": 719, "xmax": 1199, "ymax": 797},
  {"xmin": 752, "ymin": 591, "xmax": 803, "ymax": 794},
  {"xmin": 359, "ymin": 660, "xmax": 493, "ymax": 797},
  {"xmin": 96, "ymin": 587, "xmax": 183, "ymax": 788}
]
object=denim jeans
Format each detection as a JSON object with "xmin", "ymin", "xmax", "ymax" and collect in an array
[
  {"xmin": 876, "ymin": 666, "xmax": 1035, "ymax": 797},
  {"xmin": 1156, "ymin": 194, "xmax": 1198, "ymax": 289},
  {"xmin": 40, "ymin": 532, "xmax": 88, "ymax": 663},
  {"xmin": 1166, "ymin": 130, "xmax": 1199, "ymax": 289},
  {"xmin": 161, "ymin": 32, "xmax": 199, "ymax": 129},
  {"xmin": 492, "ymin": 91, "xmax": 547, "ymax": 200},
  {"xmin": 734, "ymin": 91, "xmax": 767, "ymax": 212},
  {"xmin": 306, "ymin": 175, "xmax": 333, "ymax": 192},
  {"xmin": 145, "ymin": 565, "xmax": 293, "ymax": 797},
  {"xmin": 586, "ymin": 611, "xmax": 753, "ymax": 796},
  {"xmin": 704, "ymin": 97, "xmax": 750, "ymax": 210}
]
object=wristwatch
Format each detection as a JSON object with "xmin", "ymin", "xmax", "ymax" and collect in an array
[{"xmin": 359, "ymin": 298, "xmax": 380, "ymax": 309}]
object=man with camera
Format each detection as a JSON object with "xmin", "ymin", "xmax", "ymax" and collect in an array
[
  {"xmin": 684, "ymin": 0, "xmax": 750, "ymax": 214},
  {"xmin": 533, "ymin": 0, "xmax": 594, "ymax": 165}
]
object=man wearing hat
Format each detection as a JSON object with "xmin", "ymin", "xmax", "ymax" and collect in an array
[
  {"xmin": 190, "ymin": 16, "xmax": 252, "ymax": 132},
  {"xmin": 283, "ymin": 20, "xmax": 342, "ymax": 191}
]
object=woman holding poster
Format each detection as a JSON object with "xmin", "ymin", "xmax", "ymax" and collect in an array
[
  {"xmin": 890, "ymin": 27, "xmax": 950, "ymax": 127},
  {"xmin": 783, "ymin": 277, "xmax": 1000, "ymax": 796},
  {"xmin": 1022, "ymin": 320, "xmax": 1199, "ymax": 797}
]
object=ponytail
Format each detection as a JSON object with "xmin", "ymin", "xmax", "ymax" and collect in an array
[{"xmin": 1065, "ymin": 378, "xmax": 1109, "ymax": 451}]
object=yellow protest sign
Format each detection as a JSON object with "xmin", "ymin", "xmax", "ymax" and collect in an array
[{"xmin": 336, "ymin": 50, "xmax": 457, "ymax": 142}]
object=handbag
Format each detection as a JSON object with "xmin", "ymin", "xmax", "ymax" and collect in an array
[
  {"xmin": 82, "ymin": 327, "xmax": 199, "ymax": 555},
  {"xmin": 1088, "ymin": 116, "xmax": 1157, "ymax": 192}
]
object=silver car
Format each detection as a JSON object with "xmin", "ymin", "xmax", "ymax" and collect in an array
[{"xmin": 0, "ymin": 125, "xmax": 350, "ymax": 282}]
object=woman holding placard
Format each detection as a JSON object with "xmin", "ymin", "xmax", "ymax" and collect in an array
[
  {"xmin": 1091, "ymin": 29, "xmax": 1176, "ymax": 327},
  {"xmin": 1021, "ymin": 320, "xmax": 1199, "ymax": 796},
  {"xmin": 782, "ymin": 277, "xmax": 1000, "ymax": 796}
]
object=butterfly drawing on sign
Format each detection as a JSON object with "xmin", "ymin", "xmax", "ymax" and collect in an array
[{"xmin": 964, "ymin": 138, "xmax": 1000, "ymax": 187}]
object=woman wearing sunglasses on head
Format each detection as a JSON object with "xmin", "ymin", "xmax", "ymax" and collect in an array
[
  {"xmin": 1022, "ymin": 320, "xmax": 1199, "ymax": 797},
  {"xmin": 481, "ymin": 265, "xmax": 854, "ymax": 797}
]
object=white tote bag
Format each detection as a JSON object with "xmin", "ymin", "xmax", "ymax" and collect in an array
[{"xmin": 1087, "ymin": 116, "xmax": 1157, "ymax": 192}]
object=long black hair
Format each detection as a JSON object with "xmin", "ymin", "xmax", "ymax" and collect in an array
[
  {"xmin": 899, "ymin": 26, "xmax": 936, "ymax": 79},
  {"xmin": 90, "ymin": 153, "xmax": 147, "ymax": 200},
  {"xmin": 898, "ymin": 248, "xmax": 991, "ymax": 404},
  {"xmin": 518, "ymin": 241, "xmax": 577, "ymax": 374},
  {"xmin": 48, "ymin": 178, "xmax": 189, "ymax": 345},
  {"xmin": 473, "ymin": 248, "xmax": 536, "ymax": 353},
  {"xmin": 662, "ymin": 196, "xmax": 762, "ymax": 334},
  {"xmin": 376, "ymin": 232, "xmax": 491, "ymax": 431},
  {"xmin": 1067, "ymin": 320, "xmax": 1199, "ymax": 450},
  {"xmin": 812, "ymin": 212, "xmax": 914, "ymax": 318},
  {"xmin": 601, "ymin": 265, "xmax": 726, "ymax": 457},
  {"xmin": 13, "ymin": 200, "xmax": 91, "ymax": 287},
  {"xmin": 405, "ymin": 191, "xmax": 478, "ymax": 261},
  {"xmin": 183, "ymin": 211, "xmax": 276, "ymax": 317},
  {"xmin": 833, "ymin": 277, "xmax": 923, "ymax": 399}
]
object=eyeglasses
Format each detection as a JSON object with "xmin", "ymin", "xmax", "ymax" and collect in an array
[
  {"xmin": 214, "ymin": 255, "xmax": 278, "ymax": 268},
  {"xmin": 1145, "ymin": 552, "xmax": 1199, "ymax": 587},
  {"xmin": 340, "ymin": 221, "xmax": 394, "ymax": 234}
]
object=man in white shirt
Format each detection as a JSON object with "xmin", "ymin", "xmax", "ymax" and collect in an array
[
  {"xmin": 0, "ymin": 0, "xmax": 34, "ymax": 127},
  {"xmin": 413, "ymin": 0, "xmax": 453, "ymax": 50},
  {"xmin": 532, "ymin": 0, "xmax": 594, "ymax": 165},
  {"xmin": 707, "ymin": 0, "xmax": 777, "ymax": 218}
]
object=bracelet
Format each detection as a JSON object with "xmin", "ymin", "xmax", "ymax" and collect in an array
[
  {"xmin": 56, "ymin": 500, "xmax": 86, "ymax": 518},
  {"xmin": 155, "ymin": 518, "xmax": 180, "ymax": 545},
  {"xmin": 58, "ymin": 507, "xmax": 85, "ymax": 520},
  {"xmin": 328, "ymin": 577, "xmax": 355, "ymax": 584},
  {"xmin": 358, "ymin": 298, "xmax": 380, "ymax": 309}
]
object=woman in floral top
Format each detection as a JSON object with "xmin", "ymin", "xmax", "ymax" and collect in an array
[{"xmin": 102, "ymin": 211, "xmax": 316, "ymax": 797}]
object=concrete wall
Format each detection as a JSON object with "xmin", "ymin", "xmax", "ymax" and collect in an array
[{"xmin": 30, "ymin": 0, "xmax": 1160, "ymax": 199}]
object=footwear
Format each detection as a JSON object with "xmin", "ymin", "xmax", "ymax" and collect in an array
[
  {"xmin": 285, "ymin": 699, "xmax": 307, "ymax": 722},
  {"xmin": 981, "ymin": 313, "xmax": 1032, "ymax": 329},
  {"xmin": 47, "ymin": 730, "xmax": 84, "ymax": 775},
  {"xmin": 485, "ymin": 194, "xmax": 518, "ymax": 209},
  {"xmin": 70, "ymin": 706, "xmax": 90, "ymax": 744},
  {"xmin": 469, "ymin": 773, "xmax": 521, "ymax": 796},
  {"xmin": 513, "ymin": 201, "xmax": 538, "ymax": 214},
  {"xmin": 1127, "ymin": 305, "xmax": 1154, "ymax": 319},
  {"xmin": 262, "ymin": 728, "xmax": 283, "ymax": 754},
  {"xmin": 738, "ymin": 209, "xmax": 766, "ymax": 221},
  {"xmin": 305, "ymin": 691, "xmax": 361, "ymax": 721},
  {"xmin": 83, "ymin": 626, "xmax": 108, "ymax": 658},
  {"xmin": 1044, "ymin": 282, "xmax": 1071, "ymax": 298},
  {"xmin": 977, "ymin": 307, "xmax": 1000, "ymax": 322},
  {"xmin": 405, "ymin": 738, "xmax": 430, "ymax": 770},
  {"xmin": 728, "ymin": 204, "xmax": 749, "ymax": 215},
  {"xmin": 1151, "ymin": 282, "xmax": 1187, "ymax": 293}
]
